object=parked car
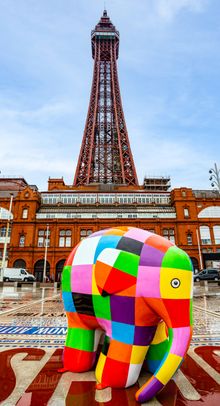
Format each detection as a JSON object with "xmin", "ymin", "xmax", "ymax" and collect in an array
[
  {"xmin": 2, "ymin": 268, "xmax": 36, "ymax": 282},
  {"xmin": 194, "ymin": 268, "xmax": 220, "ymax": 282}
]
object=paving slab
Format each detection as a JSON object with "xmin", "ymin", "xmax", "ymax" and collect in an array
[{"xmin": 0, "ymin": 285, "xmax": 219, "ymax": 405}]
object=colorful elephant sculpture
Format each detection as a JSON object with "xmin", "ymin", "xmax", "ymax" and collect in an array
[{"xmin": 61, "ymin": 226, "xmax": 193, "ymax": 402}]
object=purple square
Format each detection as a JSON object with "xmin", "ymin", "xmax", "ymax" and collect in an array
[
  {"xmin": 137, "ymin": 377, "xmax": 164, "ymax": 402},
  {"xmin": 140, "ymin": 244, "xmax": 163, "ymax": 267},
  {"xmin": 134, "ymin": 325, "xmax": 157, "ymax": 345},
  {"xmin": 110, "ymin": 296, "xmax": 135, "ymax": 325}
]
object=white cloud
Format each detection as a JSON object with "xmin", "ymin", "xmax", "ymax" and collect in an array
[{"xmin": 156, "ymin": 0, "xmax": 207, "ymax": 21}]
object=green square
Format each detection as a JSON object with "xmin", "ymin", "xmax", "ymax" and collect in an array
[
  {"xmin": 147, "ymin": 339, "xmax": 169, "ymax": 361},
  {"xmin": 66, "ymin": 327, "xmax": 94, "ymax": 351},
  {"xmin": 93, "ymin": 294, "xmax": 111, "ymax": 320},
  {"xmin": 162, "ymin": 246, "xmax": 193, "ymax": 271},
  {"xmin": 114, "ymin": 251, "xmax": 139, "ymax": 277},
  {"xmin": 190, "ymin": 299, "xmax": 193, "ymax": 325},
  {"xmin": 61, "ymin": 265, "xmax": 72, "ymax": 292}
]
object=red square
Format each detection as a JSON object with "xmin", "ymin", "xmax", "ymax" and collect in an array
[
  {"xmin": 162, "ymin": 299, "xmax": 190, "ymax": 328},
  {"xmin": 102, "ymin": 357, "xmax": 129, "ymax": 387},
  {"xmin": 104, "ymin": 267, "xmax": 136, "ymax": 295}
]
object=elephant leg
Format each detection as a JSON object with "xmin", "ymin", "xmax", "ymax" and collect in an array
[
  {"xmin": 95, "ymin": 335, "xmax": 149, "ymax": 389},
  {"xmin": 145, "ymin": 321, "xmax": 169, "ymax": 374},
  {"xmin": 61, "ymin": 326, "xmax": 100, "ymax": 373}
]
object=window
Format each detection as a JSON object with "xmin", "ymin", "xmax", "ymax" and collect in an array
[
  {"xmin": 59, "ymin": 230, "xmax": 72, "ymax": 247},
  {"xmin": 0, "ymin": 226, "xmax": 11, "ymax": 237},
  {"xmin": 80, "ymin": 229, "xmax": 93, "ymax": 240},
  {"xmin": 187, "ymin": 234, "xmax": 193, "ymax": 245},
  {"xmin": 37, "ymin": 229, "xmax": 50, "ymax": 247},
  {"xmin": 182, "ymin": 190, "xmax": 186, "ymax": 197},
  {"xmin": 184, "ymin": 208, "xmax": 189, "ymax": 218},
  {"xmin": 199, "ymin": 226, "xmax": 211, "ymax": 245},
  {"xmin": 19, "ymin": 235, "xmax": 25, "ymax": 247},
  {"xmin": 22, "ymin": 208, "xmax": 28, "ymax": 219},
  {"xmin": 163, "ymin": 229, "xmax": 175, "ymax": 243},
  {"xmin": 213, "ymin": 226, "xmax": 220, "ymax": 245}
]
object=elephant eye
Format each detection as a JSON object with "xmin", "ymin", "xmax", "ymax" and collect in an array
[{"xmin": 171, "ymin": 278, "xmax": 181, "ymax": 288}]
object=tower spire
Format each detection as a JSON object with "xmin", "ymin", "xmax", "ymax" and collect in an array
[{"xmin": 73, "ymin": 13, "xmax": 138, "ymax": 186}]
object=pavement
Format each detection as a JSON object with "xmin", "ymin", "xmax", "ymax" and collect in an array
[{"xmin": 0, "ymin": 282, "xmax": 219, "ymax": 405}]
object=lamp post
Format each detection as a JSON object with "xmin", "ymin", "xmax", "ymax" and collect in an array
[
  {"xmin": 196, "ymin": 228, "xmax": 203, "ymax": 270},
  {"xmin": 0, "ymin": 194, "xmax": 13, "ymax": 282},
  {"xmin": 209, "ymin": 163, "xmax": 220, "ymax": 192},
  {"xmin": 43, "ymin": 224, "xmax": 49, "ymax": 283}
]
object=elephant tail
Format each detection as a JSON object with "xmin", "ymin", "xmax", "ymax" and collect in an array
[{"xmin": 143, "ymin": 321, "xmax": 169, "ymax": 374}]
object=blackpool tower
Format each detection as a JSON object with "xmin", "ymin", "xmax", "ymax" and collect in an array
[{"xmin": 74, "ymin": 10, "xmax": 138, "ymax": 186}]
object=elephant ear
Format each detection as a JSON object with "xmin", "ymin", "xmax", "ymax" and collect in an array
[{"xmin": 95, "ymin": 248, "xmax": 139, "ymax": 296}]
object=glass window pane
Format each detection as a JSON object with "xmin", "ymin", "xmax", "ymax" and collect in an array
[{"xmin": 213, "ymin": 226, "xmax": 220, "ymax": 244}]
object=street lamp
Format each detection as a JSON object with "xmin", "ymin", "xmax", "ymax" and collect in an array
[
  {"xmin": 209, "ymin": 163, "xmax": 220, "ymax": 192},
  {"xmin": 43, "ymin": 224, "xmax": 49, "ymax": 283},
  {"xmin": 0, "ymin": 194, "xmax": 13, "ymax": 282}
]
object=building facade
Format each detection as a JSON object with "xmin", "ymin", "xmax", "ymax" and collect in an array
[
  {"xmin": 1, "ymin": 12, "xmax": 220, "ymax": 280},
  {"xmin": 1, "ymin": 178, "xmax": 220, "ymax": 281}
]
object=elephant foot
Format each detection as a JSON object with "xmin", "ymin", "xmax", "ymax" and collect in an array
[
  {"xmin": 96, "ymin": 382, "xmax": 109, "ymax": 390},
  {"xmin": 95, "ymin": 337, "xmax": 148, "ymax": 389},
  {"xmin": 57, "ymin": 367, "xmax": 68, "ymax": 373}
]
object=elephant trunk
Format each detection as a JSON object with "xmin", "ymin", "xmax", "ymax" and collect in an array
[{"xmin": 135, "ymin": 326, "xmax": 192, "ymax": 403}]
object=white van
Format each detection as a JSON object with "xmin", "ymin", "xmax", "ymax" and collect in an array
[{"xmin": 3, "ymin": 268, "xmax": 36, "ymax": 282}]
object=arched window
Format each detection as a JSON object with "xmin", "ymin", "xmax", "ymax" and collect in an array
[
  {"xmin": 56, "ymin": 259, "xmax": 66, "ymax": 282},
  {"xmin": 213, "ymin": 226, "xmax": 220, "ymax": 245},
  {"xmin": 34, "ymin": 260, "xmax": 50, "ymax": 282},
  {"xmin": 198, "ymin": 206, "xmax": 220, "ymax": 218},
  {"xmin": 0, "ymin": 207, "xmax": 13, "ymax": 220},
  {"xmin": 184, "ymin": 207, "xmax": 190, "ymax": 218},
  {"xmin": 22, "ymin": 208, "xmax": 28, "ymax": 219},
  {"xmin": 187, "ymin": 233, "xmax": 193, "ymax": 245},
  {"xmin": 199, "ymin": 226, "xmax": 211, "ymax": 245},
  {"xmin": 0, "ymin": 226, "xmax": 11, "ymax": 238},
  {"xmin": 19, "ymin": 235, "xmax": 25, "ymax": 247},
  {"xmin": 59, "ymin": 230, "xmax": 71, "ymax": 247},
  {"xmin": 13, "ymin": 259, "xmax": 26, "ymax": 269}
]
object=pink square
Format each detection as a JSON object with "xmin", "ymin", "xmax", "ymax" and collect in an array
[
  {"xmin": 71, "ymin": 265, "xmax": 93, "ymax": 294},
  {"xmin": 96, "ymin": 318, "xmax": 112, "ymax": 337},
  {"xmin": 170, "ymin": 326, "xmax": 191, "ymax": 357},
  {"xmin": 125, "ymin": 228, "xmax": 152, "ymax": 243},
  {"xmin": 136, "ymin": 266, "xmax": 161, "ymax": 298}
]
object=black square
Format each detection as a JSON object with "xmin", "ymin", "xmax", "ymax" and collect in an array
[
  {"xmin": 102, "ymin": 335, "xmax": 110, "ymax": 355},
  {"xmin": 72, "ymin": 293, "xmax": 96, "ymax": 317},
  {"xmin": 117, "ymin": 236, "xmax": 143, "ymax": 256}
]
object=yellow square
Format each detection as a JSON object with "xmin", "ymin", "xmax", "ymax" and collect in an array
[
  {"xmin": 130, "ymin": 345, "xmax": 149, "ymax": 364},
  {"xmin": 95, "ymin": 353, "xmax": 106, "ymax": 383},
  {"xmin": 151, "ymin": 321, "xmax": 167, "ymax": 345},
  {"xmin": 92, "ymin": 265, "xmax": 100, "ymax": 295},
  {"xmin": 156, "ymin": 353, "xmax": 182, "ymax": 385},
  {"xmin": 160, "ymin": 267, "xmax": 193, "ymax": 299}
]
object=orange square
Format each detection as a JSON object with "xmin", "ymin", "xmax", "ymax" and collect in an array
[
  {"xmin": 108, "ymin": 339, "xmax": 132, "ymax": 363},
  {"xmin": 135, "ymin": 297, "xmax": 160, "ymax": 326},
  {"xmin": 116, "ymin": 284, "xmax": 137, "ymax": 297},
  {"xmin": 66, "ymin": 311, "xmax": 89, "ymax": 329},
  {"xmin": 147, "ymin": 235, "xmax": 172, "ymax": 253}
]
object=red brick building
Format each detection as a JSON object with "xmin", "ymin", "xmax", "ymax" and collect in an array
[{"xmin": 0, "ymin": 177, "xmax": 220, "ymax": 281}]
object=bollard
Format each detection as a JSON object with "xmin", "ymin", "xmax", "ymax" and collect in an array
[
  {"xmin": 204, "ymin": 280, "xmax": 209, "ymax": 293},
  {"xmin": 14, "ymin": 281, "xmax": 18, "ymax": 290},
  {"xmin": 54, "ymin": 282, "xmax": 58, "ymax": 291},
  {"xmin": 200, "ymin": 280, "xmax": 205, "ymax": 287},
  {"xmin": 33, "ymin": 282, "xmax": 37, "ymax": 292}
]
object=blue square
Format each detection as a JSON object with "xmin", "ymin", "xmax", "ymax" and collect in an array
[
  {"xmin": 62, "ymin": 291, "xmax": 76, "ymax": 312},
  {"xmin": 94, "ymin": 235, "xmax": 121, "ymax": 262},
  {"xmin": 112, "ymin": 321, "xmax": 135, "ymax": 344}
]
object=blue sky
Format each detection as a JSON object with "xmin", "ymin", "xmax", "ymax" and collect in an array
[{"xmin": 0, "ymin": 0, "xmax": 219, "ymax": 191}]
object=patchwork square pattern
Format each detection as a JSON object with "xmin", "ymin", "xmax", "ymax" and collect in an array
[{"xmin": 61, "ymin": 226, "xmax": 193, "ymax": 400}]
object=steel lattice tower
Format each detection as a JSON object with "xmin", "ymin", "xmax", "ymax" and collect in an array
[{"xmin": 74, "ymin": 11, "xmax": 138, "ymax": 186}]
